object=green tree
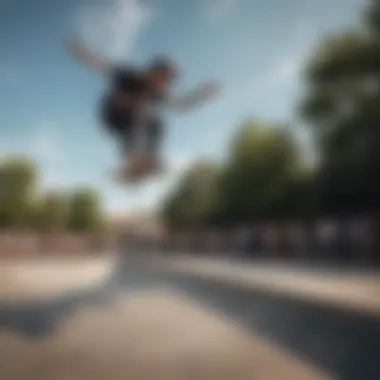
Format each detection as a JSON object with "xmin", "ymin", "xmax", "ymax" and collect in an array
[
  {"xmin": 301, "ymin": 0, "xmax": 380, "ymax": 214},
  {"xmin": 35, "ymin": 191, "xmax": 69, "ymax": 232},
  {"xmin": 67, "ymin": 187, "xmax": 104, "ymax": 233},
  {"xmin": 214, "ymin": 120, "xmax": 309, "ymax": 225},
  {"xmin": 161, "ymin": 160, "xmax": 220, "ymax": 230},
  {"xmin": 0, "ymin": 156, "xmax": 37, "ymax": 229}
]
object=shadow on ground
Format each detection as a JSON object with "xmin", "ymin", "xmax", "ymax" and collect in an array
[
  {"xmin": 0, "ymin": 256, "xmax": 379, "ymax": 380},
  {"xmin": 0, "ymin": 259, "xmax": 157, "ymax": 337}
]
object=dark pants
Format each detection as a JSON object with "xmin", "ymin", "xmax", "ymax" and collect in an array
[
  {"xmin": 118, "ymin": 119, "xmax": 163, "ymax": 156},
  {"xmin": 103, "ymin": 109, "xmax": 163, "ymax": 157}
]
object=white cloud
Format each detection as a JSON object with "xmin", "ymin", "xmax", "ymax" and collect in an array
[
  {"xmin": 256, "ymin": 21, "xmax": 317, "ymax": 93},
  {"xmin": 76, "ymin": 0, "xmax": 153, "ymax": 60},
  {"xmin": 204, "ymin": 0, "xmax": 240, "ymax": 23}
]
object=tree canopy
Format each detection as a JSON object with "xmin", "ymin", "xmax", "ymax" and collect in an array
[
  {"xmin": 300, "ymin": 0, "xmax": 380, "ymax": 214},
  {"xmin": 161, "ymin": 159, "xmax": 220, "ymax": 230},
  {"xmin": 0, "ymin": 156, "xmax": 37, "ymax": 229},
  {"xmin": 161, "ymin": 121, "xmax": 310, "ymax": 229},
  {"xmin": 0, "ymin": 156, "xmax": 105, "ymax": 233}
]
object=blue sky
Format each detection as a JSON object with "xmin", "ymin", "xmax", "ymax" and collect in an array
[{"xmin": 0, "ymin": 0, "xmax": 365, "ymax": 215}]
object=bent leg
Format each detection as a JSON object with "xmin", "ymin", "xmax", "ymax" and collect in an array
[
  {"xmin": 108, "ymin": 122, "xmax": 142, "ymax": 180},
  {"xmin": 142, "ymin": 119, "xmax": 165, "ymax": 175},
  {"xmin": 145, "ymin": 118, "xmax": 164, "ymax": 157}
]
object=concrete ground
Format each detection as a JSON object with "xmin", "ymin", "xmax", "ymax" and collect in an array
[
  {"xmin": 0, "ymin": 254, "xmax": 379, "ymax": 380},
  {"xmin": 0, "ymin": 289, "xmax": 330, "ymax": 380}
]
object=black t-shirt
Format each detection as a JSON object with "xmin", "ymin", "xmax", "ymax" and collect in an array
[{"xmin": 105, "ymin": 67, "xmax": 167, "ymax": 121}]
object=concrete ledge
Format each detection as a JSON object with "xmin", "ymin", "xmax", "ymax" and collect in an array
[
  {"xmin": 0, "ymin": 256, "xmax": 116, "ymax": 304},
  {"xmin": 154, "ymin": 255, "xmax": 380, "ymax": 316}
]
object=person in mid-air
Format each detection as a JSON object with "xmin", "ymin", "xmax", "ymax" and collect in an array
[{"xmin": 68, "ymin": 39, "xmax": 220, "ymax": 181}]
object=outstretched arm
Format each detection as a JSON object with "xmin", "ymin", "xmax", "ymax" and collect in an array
[
  {"xmin": 168, "ymin": 81, "xmax": 221, "ymax": 112},
  {"xmin": 68, "ymin": 39, "xmax": 111, "ymax": 75}
]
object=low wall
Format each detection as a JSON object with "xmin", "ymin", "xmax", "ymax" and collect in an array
[
  {"xmin": 0, "ymin": 232, "xmax": 120, "ymax": 259},
  {"xmin": 160, "ymin": 214, "xmax": 380, "ymax": 264}
]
